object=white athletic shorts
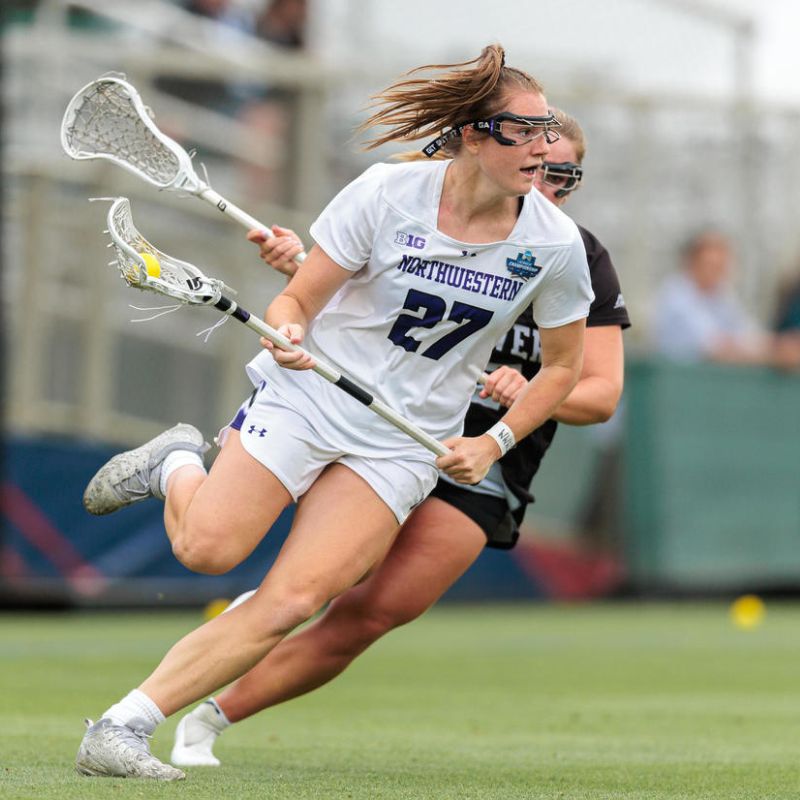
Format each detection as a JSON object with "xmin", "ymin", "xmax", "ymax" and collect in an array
[{"xmin": 221, "ymin": 381, "xmax": 438, "ymax": 524}]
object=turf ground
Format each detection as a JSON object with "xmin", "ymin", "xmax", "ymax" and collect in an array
[{"xmin": 2, "ymin": 602, "xmax": 799, "ymax": 799}]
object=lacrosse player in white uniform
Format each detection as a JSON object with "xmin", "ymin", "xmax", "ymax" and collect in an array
[
  {"xmin": 75, "ymin": 44, "xmax": 593, "ymax": 781},
  {"xmin": 170, "ymin": 108, "xmax": 630, "ymax": 768}
]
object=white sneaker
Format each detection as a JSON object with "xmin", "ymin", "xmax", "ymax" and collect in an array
[
  {"xmin": 76, "ymin": 717, "xmax": 185, "ymax": 781},
  {"xmin": 171, "ymin": 701, "xmax": 228, "ymax": 767},
  {"xmin": 83, "ymin": 423, "xmax": 208, "ymax": 515}
]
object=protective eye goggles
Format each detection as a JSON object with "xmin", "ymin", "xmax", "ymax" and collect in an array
[
  {"xmin": 422, "ymin": 111, "xmax": 561, "ymax": 157},
  {"xmin": 538, "ymin": 161, "xmax": 583, "ymax": 197}
]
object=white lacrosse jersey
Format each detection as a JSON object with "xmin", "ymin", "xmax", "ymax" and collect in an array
[{"xmin": 246, "ymin": 159, "xmax": 593, "ymax": 460}]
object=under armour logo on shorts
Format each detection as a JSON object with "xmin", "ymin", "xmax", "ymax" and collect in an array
[{"xmin": 247, "ymin": 425, "xmax": 267, "ymax": 437}]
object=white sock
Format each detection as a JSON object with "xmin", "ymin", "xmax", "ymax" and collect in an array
[
  {"xmin": 160, "ymin": 450, "xmax": 206, "ymax": 497},
  {"xmin": 103, "ymin": 689, "xmax": 165, "ymax": 734},
  {"xmin": 195, "ymin": 697, "xmax": 231, "ymax": 733}
]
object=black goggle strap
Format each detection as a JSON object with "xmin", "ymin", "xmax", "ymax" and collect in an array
[
  {"xmin": 541, "ymin": 161, "xmax": 583, "ymax": 197},
  {"xmin": 421, "ymin": 126, "xmax": 467, "ymax": 157},
  {"xmin": 421, "ymin": 111, "xmax": 561, "ymax": 157}
]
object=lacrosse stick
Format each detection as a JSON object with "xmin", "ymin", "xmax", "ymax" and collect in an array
[
  {"xmin": 61, "ymin": 73, "xmax": 306, "ymax": 267},
  {"xmin": 104, "ymin": 197, "xmax": 448, "ymax": 457}
]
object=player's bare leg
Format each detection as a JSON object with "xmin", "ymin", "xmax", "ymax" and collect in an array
[
  {"xmin": 161, "ymin": 430, "xmax": 293, "ymax": 574},
  {"xmin": 172, "ymin": 498, "xmax": 486, "ymax": 765},
  {"xmin": 142, "ymin": 463, "xmax": 399, "ymax": 712},
  {"xmin": 78, "ymin": 460, "xmax": 399, "ymax": 779}
]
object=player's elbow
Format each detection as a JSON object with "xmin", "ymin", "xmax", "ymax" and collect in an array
[
  {"xmin": 586, "ymin": 381, "xmax": 623, "ymax": 424},
  {"xmin": 590, "ymin": 397, "xmax": 618, "ymax": 424}
]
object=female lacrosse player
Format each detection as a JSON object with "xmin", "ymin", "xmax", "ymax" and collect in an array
[
  {"xmin": 76, "ymin": 46, "xmax": 593, "ymax": 781},
  {"xmin": 170, "ymin": 109, "xmax": 631, "ymax": 768}
]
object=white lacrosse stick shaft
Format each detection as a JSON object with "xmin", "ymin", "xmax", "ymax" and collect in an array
[{"xmin": 195, "ymin": 185, "xmax": 304, "ymax": 263}]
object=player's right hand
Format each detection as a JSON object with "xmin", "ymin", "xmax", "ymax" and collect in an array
[
  {"xmin": 478, "ymin": 366, "xmax": 527, "ymax": 408},
  {"xmin": 262, "ymin": 323, "xmax": 315, "ymax": 370},
  {"xmin": 247, "ymin": 225, "xmax": 304, "ymax": 277}
]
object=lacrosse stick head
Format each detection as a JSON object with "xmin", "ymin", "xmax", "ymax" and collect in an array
[
  {"xmin": 105, "ymin": 197, "xmax": 229, "ymax": 305},
  {"xmin": 62, "ymin": 74, "xmax": 204, "ymax": 193}
]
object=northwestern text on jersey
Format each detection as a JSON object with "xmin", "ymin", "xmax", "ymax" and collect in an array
[{"xmin": 396, "ymin": 255, "xmax": 524, "ymax": 302}]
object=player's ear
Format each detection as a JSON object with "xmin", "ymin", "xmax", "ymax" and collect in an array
[{"xmin": 461, "ymin": 125, "xmax": 483, "ymax": 155}]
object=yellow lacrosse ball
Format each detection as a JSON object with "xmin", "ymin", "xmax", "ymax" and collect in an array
[
  {"xmin": 203, "ymin": 597, "xmax": 231, "ymax": 620},
  {"xmin": 139, "ymin": 251, "xmax": 161, "ymax": 278},
  {"xmin": 730, "ymin": 594, "xmax": 765, "ymax": 629}
]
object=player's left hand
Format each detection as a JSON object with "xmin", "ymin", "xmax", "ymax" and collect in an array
[
  {"xmin": 435, "ymin": 435, "xmax": 502, "ymax": 485},
  {"xmin": 478, "ymin": 366, "xmax": 527, "ymax": 407}
]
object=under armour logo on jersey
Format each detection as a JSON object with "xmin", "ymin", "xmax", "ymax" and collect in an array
[
  {"xmin": 505, "ymin": 250, "xmax": 541, "ymax": 280},
  {"xmin": 247, "ymin": 425, "xmax": 267, "ymax": 437},
  {"xmin": 461, "ymin": 250, "xmax": 477, "ymax": 257},
  {"xmin": 613, "ymin": 293, "xmax": 626, "ymax": 309}
]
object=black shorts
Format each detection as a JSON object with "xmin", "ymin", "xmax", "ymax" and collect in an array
[{"xmin": 428, "ymin": 479, "xmax": 521, "ymax": 550}]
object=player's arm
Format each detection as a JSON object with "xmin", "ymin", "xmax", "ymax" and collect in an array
[
  {"xmin": 437, "ymin": 318, "xmax": 585, "ymax": 484},
  {"xmin": 262, "ymin": 245, "xmax": 352, "ymax": 369},
  {"xmin": 496, "ymin": 318, "xmax": 585, "ymax": 439},
  {"xmin": 551, "ymin": 324, "xmax": 624, "ymax": 424}
]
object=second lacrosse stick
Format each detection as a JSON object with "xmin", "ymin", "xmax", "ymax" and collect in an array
[{"xmin": 104, "ymin": 197, "xmax": 448, "ymax": 457}]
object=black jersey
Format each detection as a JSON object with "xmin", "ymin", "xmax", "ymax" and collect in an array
[{"xmin": 461, "ymin": 225, "xmax": 631, "ymax": 510}]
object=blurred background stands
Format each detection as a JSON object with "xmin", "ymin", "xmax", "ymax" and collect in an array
[{"xmin": 3, "ymin": 0, "xmax": 800, "ymax": 604}]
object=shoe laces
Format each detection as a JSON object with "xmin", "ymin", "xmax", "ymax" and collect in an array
[
  {"xmin": 105, "ymin": 723, "xmax": 155, "ymax": 763},
  {"xmin": 111, "ymin": 468, "xmax": 152, "ymax": 503}
]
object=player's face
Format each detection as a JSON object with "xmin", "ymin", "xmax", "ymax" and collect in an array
[
  {"xmin": 473, "ymin": 91, "xmax": 552, "ymax": 195},
  {"xmin": 533, "ymin": 136, "xmax": 580, "ymax": 208}
]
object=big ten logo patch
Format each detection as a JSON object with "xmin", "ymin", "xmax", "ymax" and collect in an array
[{"xmin": 394, "ymin": 231, "xmax": 426, "ymax": 250}]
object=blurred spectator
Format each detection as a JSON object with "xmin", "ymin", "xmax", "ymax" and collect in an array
[
  {"xmin": 772, "ymin": 268, "xmax": 800, "ymax": 368},
  {"xmin": 774, "ymin": 272, "xmax": 800, "ymax": 333},
  {"xmin": 185, "ymin": 0, "xmax": 251, "ymax": 29},
  {"xmin": 255, "ymin": 0, "xmax": 307, "ymax": 49},
  {"xmin": 653, "ymin": 230, "xmax": 776, "ymax": 364},
  {"xmin": 155, "ymin": 0, "xmax": 309, "ymax": 202},
  {"xmin": 156, "ymin": 1, "xmax": 309, "ymax": 109},
  {"xmin": 156, "ymin": 1, "xmax": 257, "ymax": 114},
  {"xmin": 239, "ymin": 0, "xmax": 309, "ymax": 201}
]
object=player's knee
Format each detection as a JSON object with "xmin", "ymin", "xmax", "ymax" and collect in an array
[
  {"xmin": 171, "ymin": 526, "xmax": 239, "ymax": 576},
  {"xmin": 265, "ymin": 586, "xmax": 329, "ymax": 635},
  {"xmin": 368, "ymin": 601, "xmax": 424, "ymax": 632},
  {"xmin": 335, "ymin": 595, "xmax": 424, "ymax": 646}
]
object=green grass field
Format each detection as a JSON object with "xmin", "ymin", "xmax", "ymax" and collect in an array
[{"xmin": 2, "ymin": 603, "xmax": 800, "ymax": 799}]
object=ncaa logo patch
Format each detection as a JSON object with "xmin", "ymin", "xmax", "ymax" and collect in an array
[{"xmin": 505, "ymin": 250, "xmax": 541, "ymax": 280}]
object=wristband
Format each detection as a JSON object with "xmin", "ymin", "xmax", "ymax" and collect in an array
[{"xmin": 485, "ymin": 421, "xmax": 516, "ymax": 457}]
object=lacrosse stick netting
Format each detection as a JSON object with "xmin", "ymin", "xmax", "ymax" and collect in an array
[
  {"xmin": 105, "ymin": 197, "xmax": 447, "ymax": 457},
  {"xmin": 63, "ymin": 74, "xmax": 305, "ymax": 263}
]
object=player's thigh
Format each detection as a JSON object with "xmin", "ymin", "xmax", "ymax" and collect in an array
[
  {"xmin": 333, "ymin": 496, "xmax": 487, "ymax": 625},
  {"xmin": 259, "ymin": 463, "xmax": 401, "ymax": 605},
  {"xmin": 181, "ymin": 429, "xmax": 293, "ymax": 558}
]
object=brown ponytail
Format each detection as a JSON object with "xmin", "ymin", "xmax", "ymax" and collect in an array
[{"xmin": 359, "ymin": 44, "xmax": 545, "ymax": 154}]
